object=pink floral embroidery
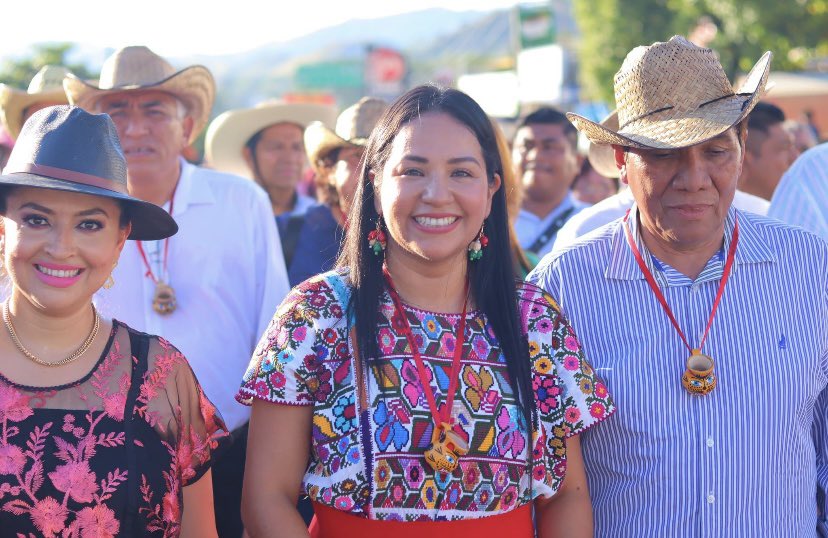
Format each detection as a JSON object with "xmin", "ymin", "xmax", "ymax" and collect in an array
[
  {"xmin": 0, "ymin": 384, "xmax": 33, "ymax": 422},
  {"xmin": 75, "ymin": 504, "xmax": 120, "ymax": 537},
  {"xmin": 0, "ymin": 444, "xmax": 26, "ymax": 475},
  {"xmin": 29, "ymin": 496, "xmax": 67, "ymax": 536},
  {"xmin": 49, "ymin": 461, "xmax": 99, "ymax": 503}
]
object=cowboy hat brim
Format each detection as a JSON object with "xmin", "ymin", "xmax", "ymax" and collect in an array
[
  {"xmin": 587, "ymin": 111, "xmax": 620, "ymax": 178},
  {"xmin": 0, "ymin": 85, "xmax": 69, "ymax": 140},
  {"xmin": 63, "ymin": 65, "xmax": 214, "ymax": 145},
  {"xmin": 204, "ymin": 103, "xmax": 337, "ymax": 179},
  {"xmin": 0, "ymin": 171, "xmax": 178, "ymax": 240},
  {"xmin": 304, "ymin": 121, "xmax": 364, "ymax": 174},
  {"xmin": 569, "ymin": 51, "xmax": 772, "ymax": 150}
]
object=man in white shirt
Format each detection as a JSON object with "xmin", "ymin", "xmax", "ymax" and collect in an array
[
  {"xmin": 512, "ymin": 107, "xmax": 588, "ymax": 257},
  {"xmin": 768, "ymin": 142, "xmax": 828, "ymax": 241},
  {"xmin": 204, "ymin": 101, "xmax": 337, "ymax": 217},
  {"xmin": 65, "ymin": 45, "xmax": 289, "ymax": 538}
]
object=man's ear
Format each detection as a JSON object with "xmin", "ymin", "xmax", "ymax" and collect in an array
[
  {"xmin": 181, "ymin": 116, "xmax": 194, "ymax": 147},
  {"xmin": 612, "ymin": 145, "xmax": 628, "ymax": 184}
]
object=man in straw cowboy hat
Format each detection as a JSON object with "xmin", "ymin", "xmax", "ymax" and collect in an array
[
  {"xmin": 204, "ymin": 100, "xmax": 337, "ymax": 217},
  {"xmin": 530, "ymin": 36, "xmax": 828, "ymax": 535},
  {"xmin": 250, "ymin": 96, "xmax": 387, "ymax": 289},
  {"xmin": 0, "ymin": 65, "xmax": 71, "ymax": 141},
  {"xmin": 552, "ymin": 111, "xmax": 770, "ymax": 252},
  {"xmin": 64, "ymin": 45, "xmax": 289, "ymax": 537}
]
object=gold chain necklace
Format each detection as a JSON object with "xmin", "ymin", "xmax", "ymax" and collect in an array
[{"xmin": 3, "ymin": 302, "xmax": 101, "ymax": 367}]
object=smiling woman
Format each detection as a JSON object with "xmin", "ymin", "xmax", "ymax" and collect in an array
[
  {"xmin": 0, "ymin": 105, "xmax": 227, "ymax": 537},
  {"xmin": 238, "ymin": 85, "xmax": 614, "ymax": 538}
]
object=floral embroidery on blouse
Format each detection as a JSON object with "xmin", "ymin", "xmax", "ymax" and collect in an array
[
  {"xmin": 237, "ymin": 270, "xmax": 614, "ymax": 521},
  {"xmin": 0, "ymin": 321, "xmax": 228, "ymax": 537}
]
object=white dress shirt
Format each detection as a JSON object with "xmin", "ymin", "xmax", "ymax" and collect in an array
[{"xmin": 96, "ymin": 159, "xmax": 290, "ymax": 431}]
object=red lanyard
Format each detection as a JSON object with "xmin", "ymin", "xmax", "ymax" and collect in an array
[
  {"xmin": 622, "ymin": 211, "xmax": 739, "ymax": 354},
  {"xmin": 136, "ymin": 185, "xmax": 177, "ymax": 284},
  {"xmin": 383, "ymin": 267, "xmax": 468, "ymax": 426}
]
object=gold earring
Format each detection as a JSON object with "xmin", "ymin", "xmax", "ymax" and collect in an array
[{"xmin": 103, "ymin": 262, "xmax": 117, "ymax": 290}]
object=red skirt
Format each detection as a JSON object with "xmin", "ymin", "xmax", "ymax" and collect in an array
[{"xmin": 308, "ymin": 502, "xmax": 533, "ymax": 538}]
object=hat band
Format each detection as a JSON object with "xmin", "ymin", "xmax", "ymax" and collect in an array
[
  {"xmin": 618, "ymin": 92, "xmax": 741, "ymax": 131},
  {"xmin": 8, "ymin": 163, "xmax": 128, "ymax": 195}
]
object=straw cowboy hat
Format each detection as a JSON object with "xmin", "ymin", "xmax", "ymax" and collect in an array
[
  {"xmin": 64, "ymin": 46, "xmax": 214, "ymax": 144},
  {"xmin": 568, "ymin": 35, "xmax": 771, "ymax": 150},
  {"xmin": 304, "ymin": 97, "xmax": 388, "ymax": 173},
  {"xmin": 204, "ymin": 101, "xmax": 337, "ymax": 179},
  {"xmin": 0, "ymin": 65, "xmax": 71, "ymax": 140},
  {"xmin": 0, "ymin": 105, "xmax": 177, "ymax": 240}
]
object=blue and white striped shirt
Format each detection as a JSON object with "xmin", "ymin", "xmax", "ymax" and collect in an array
[
  {"xmin": 769, "ymin": 142, "xmax": 828, "ymax": 242},
  {"xmin": 528, "ymin": 206, "xmax": 828, "ymax": 537}
]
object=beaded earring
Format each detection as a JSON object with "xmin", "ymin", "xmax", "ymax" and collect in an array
[
  {"xmin": 468, "ymin": 224, "xmax": 488, "ymax": 261},
  {"xmin": 368, "ymin": 217, "xmax": 387, "ymax": 255}
]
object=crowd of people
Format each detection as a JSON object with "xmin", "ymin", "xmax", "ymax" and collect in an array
[{"xmin": 0, "ymin": 32, "xmax": 825, "ymax": 538}]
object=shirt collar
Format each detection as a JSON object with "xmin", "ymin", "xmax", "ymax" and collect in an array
[
  {"xmin": 605, "ymin": 205, "xmax": 775, "ymax": 283},
  {"xmin": 171, "ymin": 158, "xmax": 215, "ymax": 217}
]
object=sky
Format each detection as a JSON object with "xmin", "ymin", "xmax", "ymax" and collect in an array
[{"xmin": 1, "ymin": 0, "xmax": 523, "ymax": 61}]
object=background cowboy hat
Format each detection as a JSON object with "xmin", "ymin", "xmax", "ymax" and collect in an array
[
  {"xmin": 204, "ymin": 101, "xmax": 337, "ymax": 179},
  {"xmin": 64, "ymin": 46, "xmax": 214, "ymax": 145},
  {"xmin": 568, "ymin": 36, "xmax": 771, "ymax": 150},
  {"xmin": 0, "ymin": 65, "xmax": 70, "ymax": 140},
  {"xmin": 304, "ymin": 96, "xmax": 388, "ymax": 173}
]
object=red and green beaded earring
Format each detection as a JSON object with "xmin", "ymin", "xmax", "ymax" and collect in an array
[
  {"xmin": 368, "ymin": 217, "xmax": 387, "ymax": 256},
  {"xmin": 468, "ymin": 224, "xmax": 488, "ymax": 261}
]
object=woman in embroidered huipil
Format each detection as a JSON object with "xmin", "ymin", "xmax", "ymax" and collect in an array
[
  {"xmin": 0, "ymin": 106, "xmax": 227, "ymax": 536},
  {"xmin": 238, "ymin": 86, "xmax": 614, "ymax": 537}
]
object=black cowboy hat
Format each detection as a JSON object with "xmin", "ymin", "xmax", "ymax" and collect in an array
[{"xmin": 0, "ymin": 105, "xmax": 177, "ymax": 240}]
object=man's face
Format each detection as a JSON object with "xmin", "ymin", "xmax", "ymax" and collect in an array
[
  {"xmin": 244, "ymin": 122, "xmax": 305, "ymax": 191},
  {"xmin": 97, "ymin": 90, "xmax": 192, "ymax": 183},
  {"xmin": 741, "ymin": 123, "xmax": 794, "ymax": 200},
  {"xmin": 512, "ymin": 123, "xmax": 580, "ymax": 205},
  {"xmin": 332, "ymin": 145, "xmax": 365, "ymax": 214},
  {"xmin": 620, "ymin": 127, "xmax": 745, "ymax": 252}
]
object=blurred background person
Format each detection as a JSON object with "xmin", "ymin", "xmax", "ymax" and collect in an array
[
  {"xmin": 492, "ymin": 117, "xmax": 539, "ymax": 277},
  {"xmin": 769, "ymin": 142, "xmax": 828, "ymax": 241},
  {"xmin": 0, "ymin": 65, "xmax": 70, "ymax": 141},
  {"xmin": 784, "ymin": 118, "xmax": 818, "ymax": 159},
  {"xmin": 204, "ymin": 100, "xmax": 337, "ymax": 217},
  {"xmin": 512, "ymin": 107, "xmax": 586, "ymax": 258},
  {"xmin": 266, "ymin": 96, "xmax": 388, "ymax": 287},
  {"xmin": 571, "ymin": 158, "xmax": 618, "ymax": 205},
  {"xmin": 737, "ymin": 101, "xmax": 795, "ymax": 201},
  {"xmin": 0, "ymin": 126, "xmax": 13, "ymax": 169}
]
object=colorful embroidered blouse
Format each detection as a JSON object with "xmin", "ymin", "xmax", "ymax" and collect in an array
[
  {"xmin": 0, "ymin": 321, "xmax": 228, "ymax": 537},
  {"xmin": 237, "ymin": 270, "xmax": 614, "ymax": 521}
]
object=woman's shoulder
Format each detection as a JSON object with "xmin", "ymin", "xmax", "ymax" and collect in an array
[
  {"xmin": 279, "ymin": 268, "xmax": 353, "ymax": 321},
  {"xmin": 514, "ymin": 279, "xmax": 561, "ymax": 314},
  {"xmin": 111, "ymin": 320, "xmax": 191, "ymax": 378}
]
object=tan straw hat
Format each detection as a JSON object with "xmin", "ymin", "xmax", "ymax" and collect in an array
[
  {"xmin": 204, "ymin": 101, "xmax": 337, "ymax": 179},
  {"xmin": 64, "ymin": 46, "xmax": 214, "ymax": 144},
  {"xmin": 0, "ymin": 65, "xmax": 71, "ymax": 140},
  {"xmin": 568, "ymin": 36, "xmax": 772, "ymax": 150},
  {"xmin": 587, "ymin": 111, "xmax": 620, "ymax": 179},
  {"xmin": 304, "ymin": 97, "xmax": 388, "ymax": 173}
]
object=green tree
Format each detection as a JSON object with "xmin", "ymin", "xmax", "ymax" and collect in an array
[
  {"xmin": 573, "ymin": 0, "xmax": 828, "ymax": 103},
  {"xmin": 0, "ymin": 43, "xmax": 96, "ymax": 88}
]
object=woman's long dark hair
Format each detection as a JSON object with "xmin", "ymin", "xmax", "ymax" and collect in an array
[{"xmin": 337, "ymin": 85, "xmax": 534, "ymax": 434}]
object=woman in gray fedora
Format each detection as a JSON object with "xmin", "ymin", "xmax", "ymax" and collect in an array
[{"xmin": 0, "ymin": 105, "xmax": 227, "ymax": 537}]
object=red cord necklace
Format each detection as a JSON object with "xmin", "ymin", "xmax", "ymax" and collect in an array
[
  {"xmin": 383, "ymin": 266, "xmax": 470, "ymax": 472},
  {"xmin": 136, "ymin": 185, "xmax": 178, "ymax": 315},
  {"xmin": 622, "ymin": 210, "xmax": 739, "ymax": 395}
]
